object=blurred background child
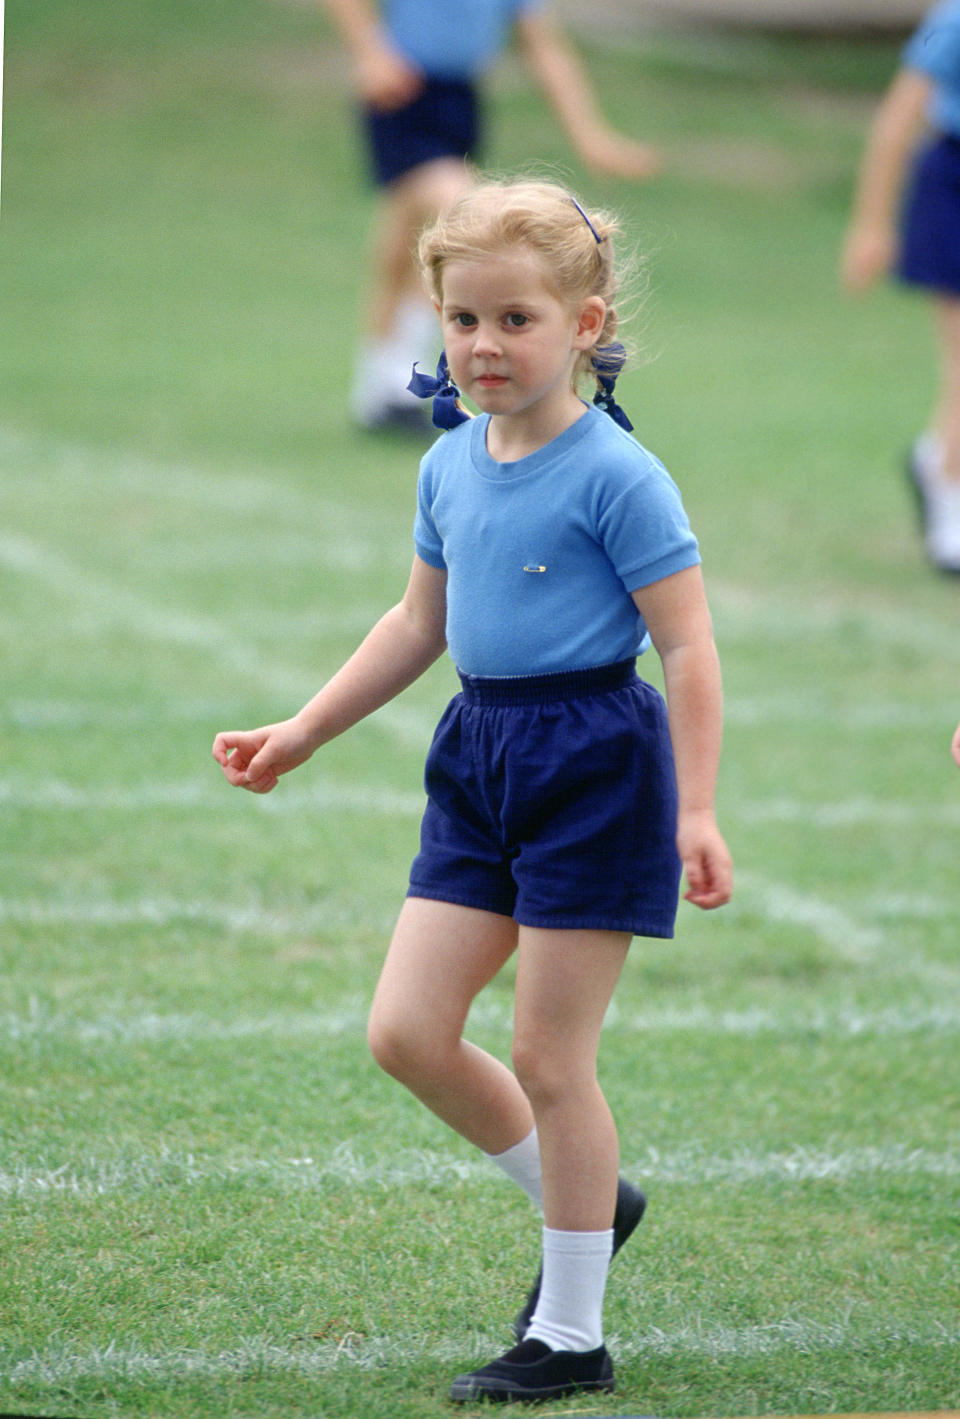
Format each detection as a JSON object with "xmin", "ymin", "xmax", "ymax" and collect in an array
[
  {"xmin": 841, "ymin": 0, "xmax": 960, "ymax": 574},
  {"xmin": 319, "ymin": 0, "xmax": 661, "ymax": 432}
]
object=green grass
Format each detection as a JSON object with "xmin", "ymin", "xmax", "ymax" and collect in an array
[{"xmin": 2, "ymin": 3, "xmax": 959, "ymax": 1417}]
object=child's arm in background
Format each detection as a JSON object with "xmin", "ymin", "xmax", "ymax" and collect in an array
[
  {"xmin": 952, "ymin": 722, "xmax": 960, "ymax": 766},
  {"xmin": 514, "ymin": 9, "xmax": 661, "ymax": 180},
  {"xmin": 318, "ymin": 0, "xmax": 424, "ymax": 111},
  {"xmin": 841, "ymin": 67, "xmax": 932, "ymax": 293},
  {"xmin": 212, "ymin": 557, "xmax": 447, "ymax": 793},
  {"xmin": 632, "ymin": 565, "xmax": 733, "ymax": 911}
]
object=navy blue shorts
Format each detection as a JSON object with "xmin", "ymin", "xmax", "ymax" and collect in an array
[
  {"xmin": 898, "ymin": 134, "xmax": 960, "ymax": 296},
  {"xmin": 364, "ymin": 76, "xmax": 480, "ymax": 187},
  {"xmin": 407, "ymin": 660, "xmax": 682, "ymax": 938}
]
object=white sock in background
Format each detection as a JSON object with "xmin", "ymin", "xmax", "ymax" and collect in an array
[
  {"xmin": 485, "ymin": 1127, "xmax": 543, "ymax": 1210},
  {"xmin": 913, "ymin": 431, "xmax": 943, "ymax": 485},
  {"xmin": 524, "ymin": 1226, "xmax": 613, "ymax": 1353},
  {"xmin": 911, "ymin": 431, "xmax": 960, "ymax": 569},
  {"xmin": 350, "ymin": 339, "xmax": 428, "ymax": 424},
  {"xmin": 394, "ymin": 295, "xmax": 440, "ymax": 373}
]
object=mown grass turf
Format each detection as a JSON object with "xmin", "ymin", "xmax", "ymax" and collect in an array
[{"xmin": 1, "ymin": 3, "xmax": 958, "ymax": 1416}]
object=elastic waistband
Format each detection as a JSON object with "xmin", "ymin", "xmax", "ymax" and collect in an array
[{"xmin": 457, "ymin": 659, "xmax": 637, "ymax": 706}]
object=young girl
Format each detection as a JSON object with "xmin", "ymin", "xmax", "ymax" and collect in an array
[
  {"xmin": 841, "ymin": 0, "xmax": 960, "ymax": 574},
  {"xmin": 213, "ymin": 178, "xmax": 732, "ymax": 1403},
  {"xmin": 318, "ymin": 0, "xmax": 660, "ymax": 432}
]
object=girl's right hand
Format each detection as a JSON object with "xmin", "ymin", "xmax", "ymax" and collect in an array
[
  {"xmin": 211, "ymin": 718, "xmax": 315, "ymax": 794},
  {"xmin": 355, "ymin": 40, "xmax": 424, "ymax": 112}
]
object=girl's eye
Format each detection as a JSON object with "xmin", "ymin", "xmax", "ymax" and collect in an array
[
  {"xmin": 505, "ymin": 313, "xmax": 529, "ymax": 328},
  {"xmin": 454, "ymin": 313, "xmax": 477, "ymax": 328}
]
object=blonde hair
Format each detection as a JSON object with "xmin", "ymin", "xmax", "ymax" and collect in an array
[{"xmin": 417, "ymin": 177, "xmax": 631, "ymax": 392}]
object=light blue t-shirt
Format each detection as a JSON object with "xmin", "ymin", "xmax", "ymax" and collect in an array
[
  {"xmin": 383, "ymin": 0, "xmax": 543, "ymax": 80},
  {"xmin": 414, "ymin": 404, "xmax": 701, "ymax": 677},
  {"xmin": 904, "ymin": 0, "xmax": 960, "ymax": 138}
]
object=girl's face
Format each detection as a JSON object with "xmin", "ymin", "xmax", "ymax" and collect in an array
[{"xmin": 438, "ymin": 247, "xmax": 604, "ymax": 443}]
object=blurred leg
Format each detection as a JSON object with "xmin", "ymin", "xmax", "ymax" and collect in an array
[
  {"xmin": 353, "ymin": 158, "xmax": 473, "ymax": 423},
  {"xmin": 934, "ymin": 296, "xmax": 960, "ymax": 482},
  {"xmin": 367, "ymin": 157, "xmax": 474, "ymax": 339}
]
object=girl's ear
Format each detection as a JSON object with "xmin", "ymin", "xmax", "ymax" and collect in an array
[{"xmin": 574, "ymin": 296, "xmax": 607, "ymax": 349}]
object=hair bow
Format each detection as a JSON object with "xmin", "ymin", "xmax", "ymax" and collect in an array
[
  {"xmin": 407, "ymin": 352, "xmax": 472, "ymax": 430},
  {"xmin": 591, "ymin": 343, "xmax": 633, "ymax": 432}
]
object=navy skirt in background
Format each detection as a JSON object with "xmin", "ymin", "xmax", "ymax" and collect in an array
[
  {"xmin": 899, "ymin": 134, "xmax": 960, "ymax": 297},
  {"xmin": 365, "ymin": 76, "xmax": 480, "ymax": 187}
]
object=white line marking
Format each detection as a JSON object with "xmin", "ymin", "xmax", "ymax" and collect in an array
[
  {"xmin": 6, "ymin": 999, "xmax": 960, "ymax": 1046},
  {"xmin": 3, "ymin": 876, "xmax": 954, "ymax": 954},
  {"xmin": 0, "ymin": 534, "xmax": 442, "ymax": 746},
  {"xmin": 0, "ymin": 532, "xmax": 312, "ymax": 699},
  {"xmin": 730, "ymin": 872, "xmax": 883, "ymax": 958},
  {"xmin": 0, "ymin": 775, "xmax": 425, "ymax": 816},
  {"xmin": 0, "ymin": 895, "xmax": 392, "ymax": 937},
  {"xmin": 5, "ymin": 775, "xmax": 960, "ymax": 835},
  {"xmin": 3, "ymin": 1143, "xmax": 959, "ymax": 1201},
  {"xmin": 0, "ymin": 425, "xmax": 386, "ymax": 530},
  {"xmin": 4, "ymin": 1317, "xmax": 959, "ymax": 1387},
  {"xmin": 4, "ymin": 689, "xmax": 957, "ymax": 737},
  {"xmin": 738, "ymin": 796, "xmax": 960, "ymax": 828},
  {"xmin": 605, "ymin": 1001, "xmax": 960, "ymax": 1037},
  {"xmin": 612, "ymin": 1315, "xmax": 960, "ymax": 1360},
  {"xmin": 711, "ymin": 578, "xmax": 960, "ymax": 659},
  {"xmin": 725, "ymin": 692, "xmax": 960, "ymax": 731}
]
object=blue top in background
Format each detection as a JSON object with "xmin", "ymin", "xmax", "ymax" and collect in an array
[
  {"xmin": 382, "ymin": 0, "xmax": 543, "ymax": 80},
  {"xmin": 904, "ymin": 0, "xmax": 960, "ymax": 138}
]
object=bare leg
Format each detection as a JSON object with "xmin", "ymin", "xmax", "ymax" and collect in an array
[
  {"xmin": 367, "ymin": 896, "xmax": 534, "ymax": 1153},
  {"xmin": 366, "ymin": 157, "xmax": 475, "ymax": 340},
  {"xmin": 511, "ymin": 927, "xmax": 632, "ymax": 1233},
  {"xmin": 914, "ymin": 297, "xmax": 960, "ymax": 570},
  {"xmin": 933, "ymin": 295, "xmax": 960, "ymax": 483},
  {"xmin": 352, "ymin": 158, "xmax": 475, "ymax": 423}
]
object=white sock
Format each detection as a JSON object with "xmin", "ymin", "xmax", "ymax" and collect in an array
[
  {"xmin": 525, "ymin": 1226, "xmax": 613, "ymax": 1353},
  {"xmin": 351, "ymin": 326, "xmax": 437, "ymax": 422},
  {"xmin": 914, "ymin": 431, "xmax": 943, "ymax": 486},
  {"xmin": 394, "ymin": 295, "xmax": 440, "ymax": 370},
  {"xmin": 485, "ymin": 1127, "xmax": 543, "ymax": 1210}
]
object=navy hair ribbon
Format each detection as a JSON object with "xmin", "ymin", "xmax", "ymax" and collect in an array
[
  {"xmin": 408, "ymin": 346, "xmax": 631, "ymax": 432},
  {"xmin": 407, "ymin": 352, "xmax": 471, "ymax": 430},
  {"xmin": 591, "ymin": 343, "xmax": 633, "ymax": 432}
]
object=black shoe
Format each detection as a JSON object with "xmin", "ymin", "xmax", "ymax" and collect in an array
[
  {"xmin": 512, "ymin": 1177, "xmax": 646, "ymax": 1341},
  {"xmin": 450, "ymin": 1338, "xmax": 614, "ymax": 1403}
]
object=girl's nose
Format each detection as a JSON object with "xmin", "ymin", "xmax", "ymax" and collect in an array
[{"xmin": 472, "ymin": 323, "xmax": 502, "ymax": 356}]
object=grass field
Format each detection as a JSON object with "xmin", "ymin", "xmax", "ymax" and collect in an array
[{"xmin": 1, "ymin": 3, "xmax": 959, "ymax": 1417}]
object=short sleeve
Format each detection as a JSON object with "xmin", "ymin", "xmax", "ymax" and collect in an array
[
  {"xmin": 598, "ymin": 460, "xmax": 700, "ymax": 593},
  {"xmin": 903, "ymin": 2, "xmax": 960, "ymax": 84},
  {"xmin": 414, "ymin": 466, "xmax": 447, "ymax": 571}
]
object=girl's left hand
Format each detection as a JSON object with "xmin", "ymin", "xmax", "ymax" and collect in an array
[
  {"xmin": 840, "ymin": 222, "xmax": 897, "ymax": 294},
  {"xmin": 677, "ymin": 811, "xmax": 733, "ymax": 911},
  {"xmin": 578, "ymin": 127, "xmax": 662, "ymax": 180}
]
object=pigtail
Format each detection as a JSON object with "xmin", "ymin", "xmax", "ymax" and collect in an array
[{"xmin": 590, "ymin": 343, "xmax": 633, "ymax": 432}]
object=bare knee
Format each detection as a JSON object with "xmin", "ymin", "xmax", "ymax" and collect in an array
[
  {"xmin": 367, "ymin": 1008, "xmax": 412, "ymax": 1081},
  {"xmin": 512, "ymin": 1036, "xmax": 582, "ymax": 1113},
  {"xmin": 367, "ymin": 1006, "xmax": 445, "ymax": 1089}
]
